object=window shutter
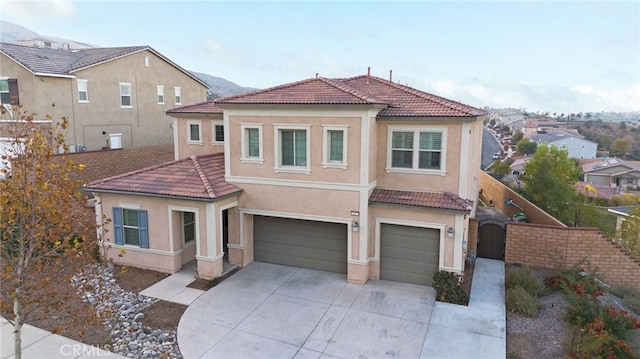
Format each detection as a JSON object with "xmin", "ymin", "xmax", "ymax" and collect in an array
[
  {"xmin": 139, "ymin": 210, "xmax": 149, "ymax": 249},
  {"xmin": 8, "ymin": 79, "xmax": 19, "ymax": 105},
  {"xmin": 113, "ymin": 207, "xmax": 123, "ymax": 245}
]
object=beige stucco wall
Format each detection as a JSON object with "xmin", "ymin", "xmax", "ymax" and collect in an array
[
  {"xmin": 1, "ymin": 49, "xmax": 207, "ymax": 151},
  {"xmin": 174, "ymin": 114, "xmax": 225, "ymax": 159},
  {"xmin": 226, "ymin": 113, "xmax": 363, "ymax": 184},
  {"xmin": 96, "ymin": 193, "xmax": 207, "ymax": 273}
]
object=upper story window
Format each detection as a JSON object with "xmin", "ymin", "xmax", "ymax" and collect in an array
[
  {"xmin": 120, "ymin": 83, "xmax": 132, "ymax": 107},
  {"xmin": 387, "ymin": 126, "xmax": 447, "ymax": 174},
  {"xmin": 212, "ymin": 121, "xmax": 224, "ymax": 144},
  {"xmin": 322, "ymin": 125, "xmax": 348, "ymax": 169},
  {"xmin": 112, "ymin": 207, "xmax": 149, "ymax": 248},
  {"xmin": 157, "ymin": 85, "xmax": 165, "ymax": 104},
  {"xmin": 275, "ymin": 125, "xmax": 310, "ymax": 173},
  {"xmin": 240, "ymin": 124, "xmax": 263, "ymax": 163},
  {"xmin": 174, "ymin": 87, "xmax": 182, "ymax": 105},
  {"xmin": 0, "ymin": 78, "xmax": 19, "ymax": 105},
  {"xmin": 77, "ymin": 79, "xmax": 88, "ymax": 102},
  {"xmin": 187, "ymin": 120, "xmax": 202, "ymax": 144}
]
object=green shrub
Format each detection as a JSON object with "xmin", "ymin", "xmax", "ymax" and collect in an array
[
  {"xmin": 506, "ymin": 266, "xmax": 545, "ymax": 297},
  {"xmin": 432, "ymin": 270, "xmax": 469, "ymax": 305},
  {"xmin": 506, "ymin": 286, "xmax": 540, "ymax": 317}
]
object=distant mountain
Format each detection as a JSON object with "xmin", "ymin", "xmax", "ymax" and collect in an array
[
  {"xmin": 191, "ymin": 71, "xmax": 258, "ymax": 99},
  {"xmin": 0, "ymin": 20, "xmax": 96, "ymax": 48},
  {"xmin": 1, "ymin": 20, "xmax": 258, "ymax": 99}
]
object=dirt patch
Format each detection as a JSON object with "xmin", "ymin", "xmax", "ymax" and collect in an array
[
  {"xmin": 112, "ymin": 264, "xmax": 170, "ymax": 293},
  {"xmin": 140, "ymin": 301, "xmax": 188, "ymax": 331},
  {"xmin": 187, "ymin": 267, "xmax": 241, "ymax": 291},
  {"xmin": 507, "ymin": 292, "xmax": 572, "ymax": 359}
]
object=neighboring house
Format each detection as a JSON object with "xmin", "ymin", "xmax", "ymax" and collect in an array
[
  {"xmin": 608, "ymin": 206, "xmax": 638, "ymax": 231},
  {"xmin": 583, "ymin": 158, "xmax": 640, "ymax": 190},
  {"xmin": 509, "ymin": 157, "xmax": 531, "ymax": 176},
  {"xmin": 86, "ymin": 73, "xmax": 487, "ymax": 287},
  {"xmin": 530, "ymin": 133, "xmax": 597, "ymax": 159},
  {"xmin": 0, "ymin": 43, "xmax": 208, "ymax": 151}
]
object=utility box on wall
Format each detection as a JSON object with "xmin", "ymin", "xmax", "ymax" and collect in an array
[{"xmin": 109, "ymin": 133, "xmax": 122, "ymax": 149}]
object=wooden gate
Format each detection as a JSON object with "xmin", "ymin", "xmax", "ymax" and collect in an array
[{"xmin": 477, "ymin": 219, "xmax": 506, "ymax": 260}]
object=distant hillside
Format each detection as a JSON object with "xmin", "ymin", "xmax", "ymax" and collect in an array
[
  {"xmin": 1, "ymin": 20, "xmax": 257, "ymax": 100},
  {"xmin": 569, "ymin": 121, "xmax": 640, "ymax": 160},
  {"xmin": 191, "ymin": 72, "xmax": 258, "ymax": 99}
]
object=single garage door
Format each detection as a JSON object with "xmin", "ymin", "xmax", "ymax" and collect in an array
[
  {"xmin": 253, "ymin": 216, "xmax": 348, "ymax": 274},
  {"xmin": 380, "ymin": 224, "xmax": 440, "ymax": 286}
]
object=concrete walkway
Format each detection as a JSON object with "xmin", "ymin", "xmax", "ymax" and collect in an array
[
  {"xmin": 178, "ymin": 258, "xmax": 506, "ymax": 358},
  {"xmin": 0, "ymin": 317, "xmax": 128, "ymax": 359},
  {"xmin": 139, "ymin": 261, "xmax": 206, "ymax": 305}
]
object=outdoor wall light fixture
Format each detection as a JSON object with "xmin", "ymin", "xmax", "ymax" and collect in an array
[
  {"xmin": 353, "ymin": 221, "xmax": 359, "ymax": 232},
  {"xmin": 447, "ymin": 226, "xmax": 454, "ymax": 238}
]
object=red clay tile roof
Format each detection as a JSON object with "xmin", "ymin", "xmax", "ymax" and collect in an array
[
  {"xmin": 215, "ymin": 74, "xmax": 486, "ymax": 118},
  {"xmin": 166, "ymin": 101, "xmax": 223, "ymax": 115},
  {"xmin": 369, "ymin": 188, "xmax": 474, "ymax": 212},
  {"xmin": 85, "ymin": 153, "xmax": 242, "ymax": 201}
]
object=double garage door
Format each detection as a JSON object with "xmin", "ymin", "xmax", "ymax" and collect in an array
[
  {"xmin": 253, "ymin": 216, "xmax": 440, "ymax": 286},
  {"xmin": 380, "ymin": 224, "xmax": 440, "ymax": 286},
  {"xmin": 253, "ymin": 216, "xmax": 348, "ymax": 274}
]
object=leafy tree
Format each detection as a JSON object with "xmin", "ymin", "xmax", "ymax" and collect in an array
[
  {"xmin": 0, "ymin": 106, "xmax": 97, "ymax": 358},
  {"xmin": 491, "ymin": 159, "xmax": 512, "ymax": 176},
  {"xmin": 489, "ymin": 119, "xmax": 496, "ymax": 127},
  {"xmin": 511, "ymin": 131, "xmax": 524, "ymax": 143},
  {"xmin": 610, "ymin": 138, "xmax": 629, "ymax": 158},
  {"xmin": 516, "ymin": 139, "xmax": 537, "ymax": 155},
  {"xmin": 521, "ymin": 144, "xmax": 580, "ymax": 225},
  {"xmin": 501, "ymin": 125, "xmax": 511, "ymax": 134},
  {"xmin": 617, "ymin": 206, "xmax": 640, "ymax": 258}
]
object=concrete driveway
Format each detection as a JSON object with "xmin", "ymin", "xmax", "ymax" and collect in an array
[{"xmin": 178, "ymin": 259, "xmax": 505, "ymax": 359}]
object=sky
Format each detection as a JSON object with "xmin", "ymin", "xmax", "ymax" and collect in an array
[{"xmin": 1, "ymin": 0, "xmax": 639, "ymax": 114}]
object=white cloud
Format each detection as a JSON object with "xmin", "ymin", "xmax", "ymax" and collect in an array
[
  {"xmin": 1, "ymin": 0, "xmax": 75, "ymax": 20},
  {"xmin": 431, "ymin": 79, "xmax": 456, "ymax": 97}
]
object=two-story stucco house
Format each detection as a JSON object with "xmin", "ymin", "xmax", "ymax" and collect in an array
[
  {"xmin": 0, "ymin": 43, "xmax": 208, "ymax": 151},
  {"xmin": 86, "ymin": 73, "xmax": 486, "ymax": 286},
  {"xmin": 530, "ymin": 133, "xmax": 597, "ymax": 159}
]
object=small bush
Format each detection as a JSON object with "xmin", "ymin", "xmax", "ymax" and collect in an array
[
  {"xmin": 432, "ymin": 270, "xmax": 469, "ymax": 305},
  {"xmin": 506, "ymin": 286, "xmax": 540, "ymax": 317},
  {"xmin": 506, "ymin": 266, "xmax": 545, "ymax": 297}
]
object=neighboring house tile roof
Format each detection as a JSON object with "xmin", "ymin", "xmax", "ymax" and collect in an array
[
  {"xmin": 369, "ymin": 188, "xmax": 474, "ymax": 212},
  {"xmin": 166, "ymin": 101, "xmax": 223, "ymax": 115},
  {"xmin": 583, "ymin": 158, "xmax": 640, "ymax": 173},
  {"xmin": 0, "ymin": 42, "xmax": 208, "ymax": 87},
  {"xmin": 85, "ymin": 153, "xmax": 242, "ymax": 201},
  {"xmin": 530, "ymin": 133, "xmax": 590, "ymax": 144},
  {"xmin": 216, "ymin": 74, "xmax": 486, "ymax": 118}
]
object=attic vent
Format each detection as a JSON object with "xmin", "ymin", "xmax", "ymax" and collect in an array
[{"xmin": 36, "ymin": 55, "xmax": 49, "ymax": 59}]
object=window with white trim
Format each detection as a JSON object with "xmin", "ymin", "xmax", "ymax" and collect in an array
[
  {"xmin": 187, "ymin": 120, "xmax": 202, "ymax": 143},
  {"xmin": 387, "ymin": 127, "xmax": 447, "ymax": 172},
  {"xmin": 157, "ymin": 85, "xmax": 164, "ymax": 104},
  {"xmin": 212, "ymin": 121, "xmax": 224, "ymax": 143},
  {"xmin": 240, "ymin": 124, "xmax": 263, "ymax": 163},
  {"xmin": 174, "ymin": 87, "xmax": 181, "ymax": 105},
  {"xmin": 322, "ymin": 125, "xmax": 348, "ymax": 168},
  {"xmin": 275, "ymin": 125, "xmax": 310, "ymax": 172},
  {"xmin": 120, "ymin": 83, "xmax": 132, "ymax": 107},
  {"xmin": 0, "ymin": 79, "xmax": 8, "ymax": 104},
  {"xmin": 112, "ymin": 207, "xmax": 148, "ymax": 248},
  {"xmin": 77, "ymin": 79, "xmax": 88, "ymax": 102},
  {"xmin": 183, "ymin": 212, "xmax": 195, "ymax": 243}
]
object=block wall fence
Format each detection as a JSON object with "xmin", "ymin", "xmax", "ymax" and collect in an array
[{"xmin": 475, "ymin": 171, "xmax": 640, "ymax": 289}]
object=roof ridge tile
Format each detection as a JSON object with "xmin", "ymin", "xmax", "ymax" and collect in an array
[{"xmin": 190, "ymin": 155, "xmax": 216, "ymax": 199}]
